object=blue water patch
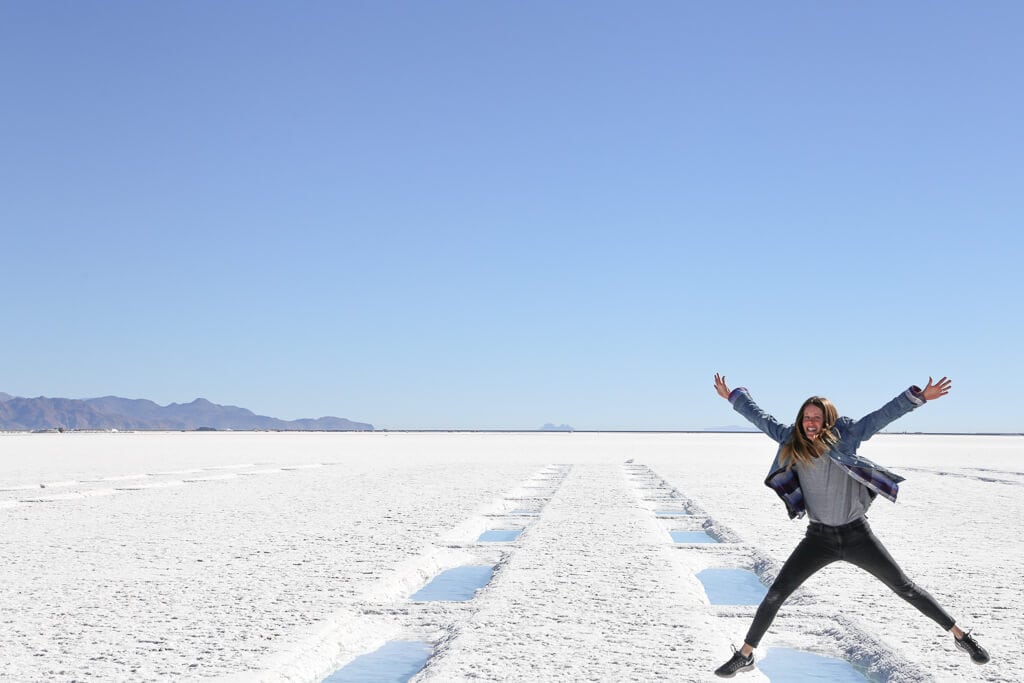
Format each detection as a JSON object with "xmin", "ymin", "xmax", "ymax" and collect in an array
[
  {"xmin": 696, "ymin": 568, "xmax": 767, "ymax": 605},
  {"xmin": 323, "ymin": 641, "xmax": 432, "ymax": 683},
  {"xmin": 478, "ymin": 529, "xmax": 522, "ymax": 542},
  {"xmin": 759, "ymin": 648, "xmax": 868, "ymax": 682},
  {"xmin": 670, "ymin": 531, "xmax": 718, "ymax": 544},
  {"xmin": 410, "ymin": 565, "xmax": 494, "ymax": 601}
]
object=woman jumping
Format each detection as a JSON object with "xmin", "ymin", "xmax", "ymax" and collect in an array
[{"xmin": 711, "ymin": 373, "xmax": 989, "ymax": 678}]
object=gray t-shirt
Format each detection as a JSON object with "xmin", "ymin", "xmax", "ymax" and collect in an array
[{"xmin": 795, "ymin": 454, "xmax": 874, "ymax": 525}]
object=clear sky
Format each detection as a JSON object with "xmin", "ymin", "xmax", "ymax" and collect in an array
[{"xmin": 2, "ymin": 2, "xmax": 1021, "ymax": 432}]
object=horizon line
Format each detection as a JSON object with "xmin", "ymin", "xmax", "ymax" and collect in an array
[{"xmin": 4, "ymin": 428, "xmax": 1021, "ymax": 437}]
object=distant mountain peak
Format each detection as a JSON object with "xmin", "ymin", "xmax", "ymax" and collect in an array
[{"xmin": 0, "ymin": 393, "xmax": 372, "ymax": 432}]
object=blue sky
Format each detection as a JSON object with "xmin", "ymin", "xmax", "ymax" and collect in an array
[{"xmin": 2, "ymin": 2, "xmax": 1021, "ymax": 431}]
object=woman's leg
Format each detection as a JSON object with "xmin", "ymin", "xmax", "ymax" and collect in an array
[
  {"xmin": 843, "ymin": 525, "xmax": 956, "ymax": 631},
  {"xmin": 743, "ymin": 531, "xmax": 838, "ymax": 649}
]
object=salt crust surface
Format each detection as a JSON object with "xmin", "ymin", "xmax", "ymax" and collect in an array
[{"xmin": 0, "ymin": 431, "xmax": 1020, "ymax": 682}]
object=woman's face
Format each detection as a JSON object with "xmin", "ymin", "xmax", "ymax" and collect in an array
[{"xmin": 802, "ymin": 404, "xmax": 825, "ymax": 439}]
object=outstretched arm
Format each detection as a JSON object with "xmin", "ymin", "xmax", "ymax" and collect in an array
[
  {"xmin": 714, "ymin": 372, "xmax": 791, "ymax": 444},
  {"xmin": 846, "ymin": 376, "xmax": 952, "ymax": 444}
]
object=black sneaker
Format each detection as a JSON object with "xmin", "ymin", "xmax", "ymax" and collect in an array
[
  {"xmin": 955, "ymin": 631, "xmax": 990, "ymax": 664},
  {"xmin": 714, "ymin": 647, "xmax": 755, "ymax": 678}
]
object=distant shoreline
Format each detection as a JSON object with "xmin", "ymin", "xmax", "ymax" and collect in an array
[
  {"xmin": 3, "ymin": 429, "xmax": 1021, "ymax": 436},
  {"xmin": 373, "ymin": 430, "xmax": 1024, "ymax": 436}
]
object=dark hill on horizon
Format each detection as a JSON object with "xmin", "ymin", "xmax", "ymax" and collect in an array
[{"xmin": 0, "ymin": 393, "xmax": 372, "ymax": 432}]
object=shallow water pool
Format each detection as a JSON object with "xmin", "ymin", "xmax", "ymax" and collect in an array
[
  {"xmin": 697, "ymin": 568, "xmax": 767, "ymax": 605},
  {"xmin": 670, "ymin": 530, "xmax": 718, "ymax": 544},
  {"xmin": 478, "ymin": 529, "xmax": 522, "ymax": 542},
  {"xmin": 410, "ymin": 565, "xmax": 494, "ymax": 601},
  {"xmin": 759, "ymin": 647, "xmax": 868, "ymax": 682},
  {"xmin": 322, "ymin": 641, "xmax": 432, "ymax": 683}
]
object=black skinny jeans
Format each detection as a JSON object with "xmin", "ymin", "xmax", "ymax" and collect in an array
[{"xmin": 745, "ymin": 517, "xmax": 955, "ymax": 648}]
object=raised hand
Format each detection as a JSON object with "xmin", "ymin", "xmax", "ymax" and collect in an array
[
  {"xmin": 922, "ymin": 376, "xmax": 952, "ymax": 401},
  {"xmin": 714, "ymin": 373, "xmax": 732, "ymax": 400}
]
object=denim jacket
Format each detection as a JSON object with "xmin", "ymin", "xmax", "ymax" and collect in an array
[{"xmin": 729, "ymin": 387, "xmax": 925, "ymax": 519}]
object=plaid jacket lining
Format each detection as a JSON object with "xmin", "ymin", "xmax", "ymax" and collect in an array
[{"xmin": 765, "ymin": 461, "xmax": 900, "ymax": 519}]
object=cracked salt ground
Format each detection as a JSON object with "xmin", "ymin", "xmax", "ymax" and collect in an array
[{"xmin": 1, "ymin": 432, "xmax": 1019, "ymax": 682}]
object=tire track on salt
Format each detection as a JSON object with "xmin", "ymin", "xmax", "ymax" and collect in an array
[
  {"xmin": 420, "ymin": 463, "xmax": 724, "ymax": 682},
  {"xmin": 244, "ymin": 465, "xmax": 570, "ymax": 683}
]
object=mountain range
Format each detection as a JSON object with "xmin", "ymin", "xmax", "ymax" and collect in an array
[{"xmin": 0, "ymin": 393, "xmax": 372, "ymax": 432}]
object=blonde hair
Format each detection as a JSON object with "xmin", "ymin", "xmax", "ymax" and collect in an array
[{"xmin": 779, "ymin": 396, "xmax": 839, "ymax": 469}]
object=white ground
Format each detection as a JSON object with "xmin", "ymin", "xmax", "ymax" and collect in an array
[{"xmin": 0, "ymin": 431, "xmax": 1020, "ymax": 682}]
